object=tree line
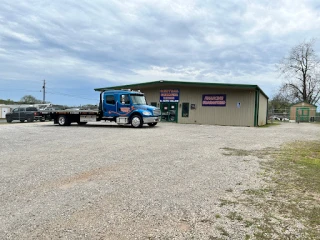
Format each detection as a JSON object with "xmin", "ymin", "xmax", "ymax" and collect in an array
[{"xmin": 0, "ymin": 95, "xmax": 97, "ymax": 110}]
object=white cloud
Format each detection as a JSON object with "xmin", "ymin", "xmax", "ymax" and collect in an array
[{"xmin": 0, "ymin": 0, "xmax": 319, "ymax": 104}]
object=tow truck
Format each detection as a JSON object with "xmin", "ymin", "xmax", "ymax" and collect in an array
[{"xmin": 42, "ymin": 89, "xmax": 161, "ymax": 128}]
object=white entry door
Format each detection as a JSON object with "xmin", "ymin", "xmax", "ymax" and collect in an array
[{"xmin": 2, "ymin": 108, "xmax": 9, "ymax": 118}]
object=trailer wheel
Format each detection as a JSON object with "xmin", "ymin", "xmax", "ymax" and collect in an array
[
  {"xmin": 131, "ymin": 115, "xmax": 143, "ymax": 128},
  {"xmin": 20, "ymin": 120, "xmax": 25, "ymax": 123},
  {"xmin": 147, "ymin": 122, "xmax": 157, "ymax": 127},
  {"xmin": 58, "ymin": 115, "xmax": 70, "ymax": 126}
]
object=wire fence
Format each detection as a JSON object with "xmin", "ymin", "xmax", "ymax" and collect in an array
[{"xmin": 268, "ymin": 109, "xmax": 320, "ymax": 122}]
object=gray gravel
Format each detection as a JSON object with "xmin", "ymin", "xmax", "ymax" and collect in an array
[{"xmin": 0, "ymin": 121, "xmax": 319, "ymax": 239}]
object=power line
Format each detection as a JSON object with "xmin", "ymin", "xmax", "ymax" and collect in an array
[
  {"xmin": 0, "ymin": 89, "xmax": 41, "ymax": 92},
  {"xmin": 0, "ymin": 79, "xmax": 43, "ymax": 83}
]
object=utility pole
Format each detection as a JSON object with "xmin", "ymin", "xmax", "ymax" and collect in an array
[{"xmin": 42, "ymin": 79, "xmax": 46, "ymax": 103}]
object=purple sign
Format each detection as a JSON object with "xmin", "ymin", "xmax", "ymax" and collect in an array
[
  {"xmin": 202, "ymin": 94, "xmax": 226, "ymax": 106},
  {"xmin": 160, "ymin": 89, "xmax": 180, "ymax": 102}
]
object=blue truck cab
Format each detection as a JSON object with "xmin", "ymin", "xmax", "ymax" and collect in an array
[{"xmin": 99, "ymin": 89, "xmax": 161, "ymax": 127}]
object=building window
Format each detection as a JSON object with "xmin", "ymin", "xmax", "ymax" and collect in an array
[
  {"xmin": 182, "ymin": 103, "xmax": 189, "ymax": 117},
  {"xmin": 106, "ymin": 95, "xmax": 115, "ymax": 105}
]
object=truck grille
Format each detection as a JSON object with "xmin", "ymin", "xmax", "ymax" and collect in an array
[{"xmin": 153, "ymin": 109, "xmax": 161, "ymax": 116}]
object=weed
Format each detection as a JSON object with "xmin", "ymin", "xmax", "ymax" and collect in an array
[
  {"xmin": 218, "ymin": 198, "xmax": 238, "ymax": 207},
  {"xmin": 216, "ymin": 226, "xmax": 229, "ymax": 237},
  {"xmin": 244, "ymin": 220, "xmax": 254, "ymax": 228},
  {"xmin": 226, "ymin": 211, "xmax": 243, "ymax": 221}
]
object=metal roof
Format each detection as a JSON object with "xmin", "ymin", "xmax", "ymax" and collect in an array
[{"xmin": 94, "ymin": 80, "xmax": 269, "ymax": 99}]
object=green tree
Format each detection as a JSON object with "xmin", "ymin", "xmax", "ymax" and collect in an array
[
  {"xmin": 20, "ymin": 95, "xmax": 42, "ymax": 104},
  {"xmin": 277, "ymin": 39, "xmax": 320, "ymax": 105},
  {"xmin": 268, "ymin": 93, "xmax": 291, "ymax": 114}
]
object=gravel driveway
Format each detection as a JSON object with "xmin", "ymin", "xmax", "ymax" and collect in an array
[{"xmin": 0, "ymin": 122, "xmax": 319, "ymax": 239}]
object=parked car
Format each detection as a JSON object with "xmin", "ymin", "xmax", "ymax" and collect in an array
[
  {"xmin": 269, "ymin": 115, "xmax": 281, "ymax": 121},
  {"xmin": 6, "ymin": 107, "xmax": 44, "ymax": 123}
]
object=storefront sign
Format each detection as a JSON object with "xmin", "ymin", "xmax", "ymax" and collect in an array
[
  {"xmin": 160, "ymin": 89, "xmax": 180, "ymax": 102},
  {"xmin": 202, "ymin": 94, "xmax": 226, "ymax": 106}
]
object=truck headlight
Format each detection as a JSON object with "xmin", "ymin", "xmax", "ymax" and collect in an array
[{"xmin": 142, "ymin": 111, "xmax": 152, "ymax": 116}]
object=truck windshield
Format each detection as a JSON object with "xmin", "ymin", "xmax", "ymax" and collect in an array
[{"xmin": 131, "ymin": 94, "xmax": 147, "ymax": 105}]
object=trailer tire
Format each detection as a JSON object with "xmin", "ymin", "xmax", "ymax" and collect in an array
[
  {"xmin": 20, "ymin": 120, "xmax": 25, "ymax": 123},
  {"xmin": 58, "ymin": 115, "xmax": 70, "ymax": 126},
  {"xmin": 130, "ymin": 114, "xmax": 143, "ymax": 128}
]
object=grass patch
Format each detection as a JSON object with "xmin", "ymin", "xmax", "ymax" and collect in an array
[
  {"xmin": 221, "ymin": 147, "xmax": 251, "ymax": 156},
  {"xmin": 244, "ymin": 140, "xmax": 320, "ymax": 239},
  {"xmin": 226, "ymin": 211, "xmax": 243, "ymax": 221},
  {"xmin": 221, "ymin": 147, "xmax": 278, "ymax": 158},
  {"xmin": 216, "ymin": 226, "xmax": 229, "ymax": 237},
  {"xmin": 218, "ymin": 198, "xmax": 238, "ymax": 207},
  {"xmin": 278, "ymin": 141, "xmax": 320, "ymax": 194}
]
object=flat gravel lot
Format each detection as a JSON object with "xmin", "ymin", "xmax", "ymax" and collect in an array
[{"xmin": 0, "ymin": 121, "xmax": 319, "ymax": 239}]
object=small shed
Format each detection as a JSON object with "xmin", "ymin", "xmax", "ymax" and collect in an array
[{"xmin": 290, "ymin": 102, "xmax": 317, "ymax": 122}]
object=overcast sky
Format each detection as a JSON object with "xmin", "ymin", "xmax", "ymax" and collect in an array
[{"xmin": 1, "ymin": 0, "xmax": 320, "ymax": 105}]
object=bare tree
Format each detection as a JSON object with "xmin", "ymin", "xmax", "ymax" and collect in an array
[{"xmin": 278, "ymin": 39, "xmax": 320, "ymax": 105}]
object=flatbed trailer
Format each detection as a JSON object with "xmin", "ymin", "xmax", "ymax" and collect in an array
[{"xmin": 42, "ymin": 110, "xmax": 99, "ymax": 126}]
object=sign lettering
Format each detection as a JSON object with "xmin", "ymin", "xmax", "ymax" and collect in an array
[
  {"xmin": 202, "ymin": 94, "xmax": 226, "ymax": 106},
  {"xmin": 160, "ymin": 89, "xmax": 180, "ymax": 102}
]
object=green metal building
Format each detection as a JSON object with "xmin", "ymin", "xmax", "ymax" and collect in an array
[{"xmin": 95, "ymin": 80, "xmax": 268, "ymax": 127}]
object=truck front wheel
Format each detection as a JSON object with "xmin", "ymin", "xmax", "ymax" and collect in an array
[
  {"xmin": 131, "ymin": 115, "xmax": 143, "ymax": 128},
  {"xmin": 58, "ymin": 115, "xmax": 70, "ymax": 126}
]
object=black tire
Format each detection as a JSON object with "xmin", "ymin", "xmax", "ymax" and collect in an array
[
  {"xmin": 130, "ymin": 114, "xmax": 143, "ymax": 128},
  {"xmin": 6, "ymin": 117, "xmax": 12, "ymax": 123},
  {"xmin": 147, "ymin": 122, "xmax": 157, "ymax": 127},
  {"xmin": 58, "ymin": 115, "xmax": 70, "ymax": 126},
  {"xmin": 20, "ymin": 120, "xmax": 25, "ymax": 123},
  {"xmin": 40, "ymin": 119, "xmax": 45, "ymax": 122},
  {"xmin": 27, "ymin": 116, "xmax": 34, "ymax": 122},
  {"xmin": 77, "ymin": 122, "xmax": 87, "ymax": 125}
]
